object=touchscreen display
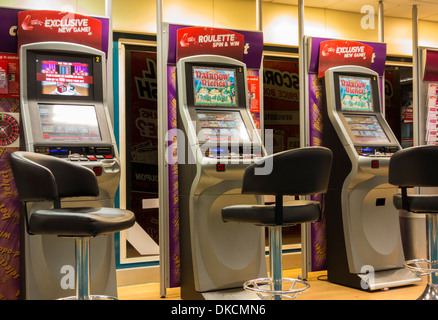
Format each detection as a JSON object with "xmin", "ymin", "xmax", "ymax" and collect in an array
[
  {"xmin": 192, "ymin": 66, "xmax": 237, "ymax": 107},
  {"xmin": 339, "ymin": 75, "xmax": 373, "ymax": 112},
  {"xmin": 36, "ymin": 58, "xmax": 93, "ymax": 97},
  {"xmin": 39, "ymin": 104, "xmax": 101, "ymax": 141},
  {"xmin": 196, "ymin": 110, "xmax": 250, "ymax": 143},
  {"xmin": 344, "ymin": 114, "xmax": 389, "ymax": 143}
]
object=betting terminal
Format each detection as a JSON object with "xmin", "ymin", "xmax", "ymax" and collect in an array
[
  {"xmin": 176, "ymin": 54, "xmax": 267, "ymax": 300},
  {"xmin": 323, "ymin": 65, "xmax": 421, "ymax": 290},
  {"xmin": 19, "ymin": 41, "xmax": 121, "ymax": 299}
]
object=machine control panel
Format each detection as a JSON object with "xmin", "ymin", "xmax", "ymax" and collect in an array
[
  {"xmin": 355, "ymin": 145, "xmax": 400, "ymax": 157},
  {"xmin": 200, "ymin": 145, "xmax": 264, "ymax": 160},
  {"xmin": 34, "ymin": 145, "xmax": 114, "ymax": 161}
]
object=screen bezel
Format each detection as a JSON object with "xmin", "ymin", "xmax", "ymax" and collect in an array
[
  {"xmin": 338, "ymin": 111, "xmax": 399, "ymax": 146},
  {"xmin": 184, "ymin": 62, "xmax": 246, "ymax": 109},
  {"xmin": 22, "ymin": 48, "xmax": 111, "ymax": 147},
  {"xmin": 332, "ymin": 71, "xmax": 399, "ymax": 146},
  {"xmin": 333, "ymin": 72, "xmax": 380, "ymax": 113},
  {"xmin": 26, "ymin": 50, "xmax": 103, "ymax": 102},
  {"xmin": 341, "ymin": 113, "xmax": 390, "ymax": 144},
  {"xmin": 191, "ymin": 66, "xmax": 239, "ymax": 107}
]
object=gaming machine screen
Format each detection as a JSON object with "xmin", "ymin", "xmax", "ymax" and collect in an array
[
  {"xmin": 344, "ymin": 114, "xmax": 389, "ymax": 143},
  {"xmin": 339, "ymin": 75, "xmax": 374, "ymax": 112},
  {"xmin": 192, "ymin": 66, "xmax": 238, "ymax": 107},
  {"xmin": 35, "ymin": 55, "xmax": 94, "ymax": 98},
  {"xmin": 195, "ymin": 109, "xmax": 250, "ymax": 143},
  {"xmin": 38, "ymin": 104, "xmax": 101, "ymax": 141}
]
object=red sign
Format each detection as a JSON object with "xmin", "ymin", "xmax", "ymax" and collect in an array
[
  {"xmin": 177, "ymin": 27, "xmax": 244, "ymax": 62},
  {"xmin": 423, "ymin": 49, "xmax": 438, "ymax": 81},
  {"xmin": 17, "ymin": 10, "xmax": 102, "ymax": 51},
  {"xmin": 247, "ymin": 76, "xmax": 260, "ymax": 113},
  {"xmin": 318, "ymin": 40, "xmax": 374, "ymax": 77},
  {"xmin": 0, "ymin": 54, "xmax": 19, "ymax": 98}
]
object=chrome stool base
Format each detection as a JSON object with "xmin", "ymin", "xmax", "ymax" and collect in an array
[
  {"xmin": 243, "ymin": 277, "xmax": 310, "ymax": 300},
  {"xmin": 404, "ymin": 259, "xmax": 438, "ymax": 300},
  {"xmin": 59, "ymin": 295, "xmax": 118, "ymax": 300},
  {"xmin": 418, "ymin": 284, "xmax": 438, "ymax": 300}
]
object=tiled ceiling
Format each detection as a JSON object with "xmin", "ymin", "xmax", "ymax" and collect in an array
[{"xmin": 263, "ymin": 0, "xmax": 438, "ymax": 22}]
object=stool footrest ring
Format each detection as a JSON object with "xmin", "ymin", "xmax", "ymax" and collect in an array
[
  {"xmin": 403, "ymin": 259, "xmax": 438, "ymax": 277},
  {"xmin": 243, "ymin": 277, "xmax": 310, "ymax": 300}
]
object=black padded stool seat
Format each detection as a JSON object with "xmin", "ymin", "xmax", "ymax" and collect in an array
[
  {"xmin": 389, "ymin": 145, "xmax": 438, "ymax": 300},
  {"xmin": 393, "ymin": 194, "xmax": 438, "ymax": 214},
  {"xmin": 390, "ymin": 145, "xmax": 438, "ymax": 214},
  {"xmin": 10, "ymin": 151, "xmax": 136, "ymax": 300},
  {"xmin": 222, "ymin": 200, "xmax": 322, "ymax": 227},
  {"xmin": 221, "ymin": 146, "xmax": 333, "ymax": 299},
  {"xmin": 28, "ymin": 207, "xmax": 136, "ymax": 237}
]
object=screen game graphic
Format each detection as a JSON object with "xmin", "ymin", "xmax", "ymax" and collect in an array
[
  {"xmin": 193, "ymin": 66, "xmax": 237, "ymax": 106},
  {"xmin": 344, "ymin": 114, "xmax": 389, "ymax": 143},
  {"xmin": 39, "ymin": 104, "xmax": 101, "ymax": 141},
  {"xmin": 196, "ymin": 110, "xmax": 250, "ymax": 143},
  {"xmin": 36, "ymin": 59, "xmax": 93, "ymax": 96},
  {"xmin": 339, "ymin": 75, "xmax": 373, "ymax": 112}
]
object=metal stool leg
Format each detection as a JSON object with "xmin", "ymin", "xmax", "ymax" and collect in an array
[
  {"xmin": 269, "ymin": 226, "xmax": 282, "ymax": 300},
  {"xmin": 243, "ymin": 225, "xmax": 309, "ymax": 300},
  {"xmin": 59, "ymin": 237, "xmax": 117, "ymax": 300},
  {"xmin": 418, "ymin": 214, "xmax": 438, "ymax": 300},
  {"xmin": 242, "ymin": 196, "xmax": 310, "ymax": 299},
  {"xmin": 76, "ymin": 237, "xmax": 90, "ymax": 300}
]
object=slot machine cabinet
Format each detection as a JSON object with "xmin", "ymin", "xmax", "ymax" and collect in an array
[
  {"xmin": 176, "ymin": 55, "xmax": 267, "ymax": 300},
  {"xmin": 19, "ymin": 42, "xmax": 121, "ymax": 299},
  {"xmin": 323, "ymin": 65, "xmax": 421, "ymax": 290}
]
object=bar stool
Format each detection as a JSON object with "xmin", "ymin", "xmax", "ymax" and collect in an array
[
  {"xmin": 221, "ymin": 147, "xmax": 333, "ymax": 300},
  {"xmin": 389, "ymin": 145, "xmax": 438, "ymax": 300},
  {"xmin": 10, "ymin": 151, "xmax": 136, "ymax": 300}
]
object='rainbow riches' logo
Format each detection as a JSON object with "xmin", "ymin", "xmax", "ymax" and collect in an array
[{"xmin": 195, "ymin": 70, "xmax": 231, "ymax": 88}]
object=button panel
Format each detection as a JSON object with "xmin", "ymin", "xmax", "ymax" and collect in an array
[
  {"xmin": 34, "ymin": 145, "xmax": 115, "ymax": 162},
  {"xmin": 355, "ymin": 146, "xmax": 400, "ymax": 157}
]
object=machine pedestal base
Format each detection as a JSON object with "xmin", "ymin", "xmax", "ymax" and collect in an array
[
  {"xmin": 358, "ymin": 268, "xmax": 421, "ymax": 290},
  {"xmin": 329, "ymin": 268, "xmax": 421, "ymax": 291},
  {"xmin": 200, "ymin": 288, "xmax": 260, "ymax": 300}
]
